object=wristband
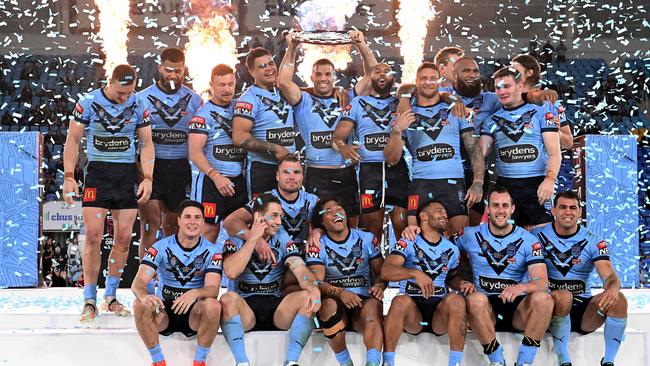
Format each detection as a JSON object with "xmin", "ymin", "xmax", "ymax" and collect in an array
[
  {"xmin": 64, "ymin": 172, "xmax": 74, "ymax": 180},
  {"xmin": 545, "ymin": 170, "xmax": 557, "ymax": 181},
  {"xmin": 143, "ymin": 175, "xmax": 152, "ymax": 181}
]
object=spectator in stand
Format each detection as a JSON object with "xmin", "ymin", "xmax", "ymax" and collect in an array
[
  {"xmin": 556, "ymin": 40, "xmax": 567, "ymax": 63},
  {"xmin": 41, "ymin": 237, "xmax": 54, "ymax": 279}
]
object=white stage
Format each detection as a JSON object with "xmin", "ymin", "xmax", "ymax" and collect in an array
[{"xmin": 0, "ymin": 288, "xmax": 648, "ymax": 365}]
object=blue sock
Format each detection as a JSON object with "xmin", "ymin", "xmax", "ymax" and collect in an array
[
  {"xmin": 366, "ymin": 348, "xmax": 381, "ymax": 365},
  {"xmin": 335, "ymin": 349, "xmax": 352, "ymax": 365},
  {"xmin": 517, "ymin": 337, "xmax": 541, "ymax": 365},
  {"xmin": 147, "ymin": 343, "xmax": 164, "ymax": 363},
  {"xmin": 286, "ymin": 314, "xmax": 314, "ymax": 362},
  {"xmin": 549, "ymin": 315, "xmax": 572, "ymax": 364},
  {"xmin": 194, "ymin": 344, "xmax": 210, "ymax": 362},
  {"xmin": 146, "ymin": 279, "xmax": 156, "ymax": 295},
  {"xmin": 382, "ymin": 351, "xmax": 395, "ymax": 366},
  {"xmin": 603, "ymin": 316, "xmax": 627, "ymax": 363},
  {"xmin": 104, "ymin": 275, "xmax": 120, "ymax": 298},
  {"xmin": 448, "ymin": 350, "xmax": 463, "ymax": 366},
  {"xmin": 222, "ymin": 315, "xmax": 249, "ymax": 363},
  {"xmin": 83, "ymin": 283, "xmax": 97, "ymax": 302}
]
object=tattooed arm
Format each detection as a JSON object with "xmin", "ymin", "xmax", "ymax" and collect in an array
[{"xmin": 232, "ymin": 116, "xmax": 289, "ymax": 161}]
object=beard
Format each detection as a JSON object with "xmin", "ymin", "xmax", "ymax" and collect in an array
[
  {"xmin": 455, "ymin": 79, "xmax": 482, "ymax": 98},
  {"xmin": 371, "ymin": 78, "xmax": 395, "ymax": 95}
]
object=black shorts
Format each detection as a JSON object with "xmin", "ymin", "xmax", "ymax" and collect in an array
[
  {"xmin": 159, "ymin": 300, "xmax": 196, "ymax": 338},
  {"xmin": 463, "ymin": 169, "xmax": 491, "ymax": 214},
  {"xmin": 191, "ymin": 174, "xmax": 248, "ymax": 224},
  {"xmin": 305, "ymin": 165, "xmax": 359, "ymax": 216},
  {"xmin": 408, "ymin": 178, "xmax": 467, "ymax": 218},
  {"xmin": 244, "ymin": 294, "xmax": 283, "ymax": 331},
  {"xmin": 359, "ymin": 159, "xmax": 410, "ymax": 213},
  {"xmin": 487, "ymin": 294, "xmax": 527, "ymax": 332},
  {"xmin": 82, "ymin": 161, "xmax": 138, "ymax": 209},
  {"xmin": 570, "ymin": 295, "xmax": 596, "ymax": 334},
  {"xmin": 247, "ymin": 161, "xmax": 277, "ymax": 198},
  {"xmin": 409, "ymin": 296, "xmax": 444, "ymax": 335},
  {"xmin": 495, "ymin": 176, "xmax": 553, "ymax": 227},
  {"xmin": 150, "ymin": 158, "xmax": 191, "ymax": 211}
]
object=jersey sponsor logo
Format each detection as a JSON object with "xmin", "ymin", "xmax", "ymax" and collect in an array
[
  {"xmin": 286, "ymin": 241, "xmax": 300, "ymax": 254},
  {"xmin": 282, "ymin": 197, "xmax": 312, "ymax": 242},
  {"xmin": 210, "ymin": 253, "xmax": 223, "ymax": 267},
  {"xmin": 189, "ymin": 116, "xmax": 206, "ymax": 129},
  {"xmin": 144, "ymin": 247, "xmax": 158, "ymax": 262},
  {"xmin": 259, "ymin": 95, "xmax": 291, "ymax": 123},
  {"xmin": 325, "ymin": 238, "xmax": 365, "ymax": 276},
  {"xmin": 234, "ymin": 101, "xmax": 253, "ymax": 116},
  {"xmin": 237, "ymin": 280, "xmax": 280, "ymax": 294},
  {"xmin": 539, "ymin": 233, "xmax": 589, "ymax": 276},
  {"xmin": 266, "ymin": 127, "xmax": 295, "ymax": 146},
  {"xmin": 343, "ymin": 104, "xmax": 353, "ymax": 113},
  {"xmin": 147, "ymin": 94, "xmax": 193, "ymax": 128},
  {"xmin": 248, "ymin": 247, "xmax": 280, "ymax": 281},
  {"xmin": 358, "ymin": 98, "xmax": 397, "ymax": 129},
  {"xmin": 330, "ymin": 275, "xmax": 367, "ymax": 288},
  {"xmin": 475, "ymin": 231, "xmax": 524, "ymax": 275},
  {"xmin": 162, "ymin": 284, "xmax": 189, "ymax": 301},
  {"xmin": 407, "ymin": 195, "xmax": 420, "ymax": 211},
  {"xmin": 548, "ymin": 278, "xmax": 586, "ymax": 295},
  {"xmin": 307, "ymin": 242, "xmax": 321, "ymax": 259},
  {"xmin": 531, "ymin": 242, "xmax": 543, "ymax": 257},
  {"xmin": 213, "ymin": 144, "xmax": 245, "ymax": 162},
  {"xmin": 202, "ymin": 202, "xmax": 217, "ymax": 218},
  {"xmin": 493, "ymin": 109, "xmax": 537, "ymax": 143},
  {"xmin": 415, "ymin": 143, "xmax": 455, "ymax": 161},
  {"xmin": 498, "ymin": 144, "xmax": 539, "ymax": 163},
  {"xmin": 310, "ymin": 131, "xmax": 334, "ymax": 149},
  {"xmin": 310, "ymin": 96, "xmax": 340, "ymax": 128},
  {"xmin": 597, "ymin": 240, "xmax": 609, "ymax": 255},
  {"xmin": 83, "ymin": 187, "xmax": 97, "ymax": 202},
  {"xmin": 478, "ymin": 275, "xmax": 518, "ymax": 293},
  {"xmin": 372, "ymin": 236, "xmax": 380, "ymax": 253},
  {"xmin": 164, "ymin": 248, "xmax": 210, "ymax": 286},
  {"xmin": 360, "ymin": 194, "xmax": 374, "ymax": 209},
  {"xmin": 93, "ymin": 135, "xmax": 132, "ymax": 152},
  {"xmin": 363, "ymin": 132, "xmax": 390, "ymax": 151},
  {"xmin": 209, "ymin": 110, "xmax": 234, "ymax": 137},
  {"xmin": 152, "ymin": 129, "xmax": 188, "ymax": 145},
  {"xmin": 223, "ymin": 239, "xmax": 238, "ymax": 253},
  {"xmin": 414, "ymin": 244, "xmax": 455, "ymax": 280},
  {"xmin": 405, "ymin": 281, "xmax": 446, "ymax": 296},
  {"xmin": 395, "ymin": 239, "xmax": 408, "ymax": 251},
  {"xmin": 73, "ymin": 102, "xmax": 85, "ymax": 119},
  {"xmin": 91, "ymin": 102, "xmax": 136, "ymax": 134}
]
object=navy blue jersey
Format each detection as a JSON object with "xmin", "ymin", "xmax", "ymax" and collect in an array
[
  {"xmin": 233, "ymin": 85, "xmax": 296, "ymax": 164},
  {"xmin": 293, "ymin": 91, "xmax": 345, "ymax": 166},
  {"xmin": 453, "ymin": 224, "xmax": 545, "ymax": 295},
  {"xmin": 306, "ymin": 229, "xmax": 381, "ymax": 297},
  {"xmin": 142, "ymin": 235, "xmax": 222, "ymax": 301},
  {"xmin": 137, "ymin": 84, "xmax": 203, "ymax": 160},
  {"xmin": 222, "ymin": 229, "xmax": 300, "ymax": 297},
  {"xmin": 339, "ymin": 95, "xmax": 398, "ymax": 163},
  {"xmin": 188, "ymin": 100, "xmax": 245, "ymax": 177},
  {"xmin": 404, "ymin": 100, "xmax": 474, "ymax": 179},
  {"xmin": 481, "ymin": 103, "xmax": 558, "ymax": 178},
  {"xmin": 532, "ymin": 224, "xmax": 610, "ymax": 297},
  {"xmin": 390, "ymin": 234, "xmax": 460, "ymax": 297},
  {"xmin": 72, "ymin": 88, "xmax": 151, "ymax": 163}
]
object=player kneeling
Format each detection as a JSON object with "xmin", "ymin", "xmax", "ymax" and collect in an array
[
  {"xmin": 132, "ymin": 200, "xmax": 223, "ymax": 366},
  {"xmin": 307, "ymin": 197, "xmax": 385, "ymax": 366},
  {"xmin": 382, "ymin": 200, "xmax": 471, "ymax": 366}
]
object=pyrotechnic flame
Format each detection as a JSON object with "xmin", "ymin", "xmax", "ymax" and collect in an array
[
  {"xmin": 295, "ymin": 0, "xmax": 359, "ymax": 84},
  {"xmin": 396, "ymin": 0, "xmax": 436, "ymax": 83},
  {"xmin": 184, "ymin": 14, "xmax": 238, "ymax": 97},
  {"xmin": 94, "ymin": 0, "xmax": 131, "ymax": 78}
]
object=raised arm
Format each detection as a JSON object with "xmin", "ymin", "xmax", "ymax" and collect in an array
[
  {"xmin": 350, "ymin": 30, "xmax": 378, "ymax": 96},
  {"xmin": 278, "ymin": 31, "xmax": 302, "ymax": 106}
]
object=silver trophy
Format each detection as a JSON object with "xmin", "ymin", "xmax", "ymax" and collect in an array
[{"xmin": 293, "ymin": 30, "xmax": 353, "ymax": 45}]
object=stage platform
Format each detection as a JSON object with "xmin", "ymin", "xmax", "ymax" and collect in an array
[{"xmin": 0, "ymin": 288, "xmax": 648, "ymax": 365}]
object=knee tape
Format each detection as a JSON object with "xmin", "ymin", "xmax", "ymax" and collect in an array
[{"xmin": 319, "ymin": 301, "xmax": 346, "ymax": 339}]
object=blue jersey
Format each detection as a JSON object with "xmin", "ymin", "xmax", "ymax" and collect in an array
[
  {"xmin": 142, "ymin": 235, "xmax": 222, "ymax": 301},
  {"xmin": 72, "ymin": 88, "xmax": 151, "ymax": 163},
  {"xmin": 391, "ymin": 234, "xmax": 460, "ymax": 297},
  {"xmin": 188, "ymin": 100, "xmax": 245, "ymax": 177},
  {"xmin": 306, "ymin": 229, "xmax": 381, "ymax": 297},
  {"xmin": 532, "ymin": 224, "xmax": 610, "ymax": 297},
  {"xmin": 245, "ymin": 189, "xmax": 319, "ymax": 244},
  {"xmin": 481, "ymin": 103, "xmax": 558, "ymax": 178},
  {"xmin": 293, "ymin": 91, "xmax": 345, "ymax": 166},
  {"xmin": 452, "ymin": 224, "xmax": 545, "ymax": 295},
  {"xmin": 455, "ymin": 90, "xmax": 501, "ymax": 134},
  {"xmin": 339, "ymin": 95, "xmax": 398, "ymax": 163},
  {"xmin": 404, "ymin": 100, "xmax": 474, "ymax": 179},
  {"xmin": 222, "ymin": 229, "xmax": 300, "ymax": 297},
  {"xmin": 233, "ymin": 85, "xmax": 296, "ymax": 164},
  {"xmin": 137, "ymin": 84, "xmax": 203, "ymax": 160}
]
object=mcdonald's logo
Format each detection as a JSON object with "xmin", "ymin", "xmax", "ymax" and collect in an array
[
  {"xmin": 360, "ymin": 194, "xmax": 373, "ymax": 209},
  {"xmin": 203, "ymin": 202, "xmax": 217, "ymax": 218},
  {"xmin": 83, "ymin": 188, "xmax": 96, "ymax": 202},
  {"xmin": 407, "ymin": 194, "xmax": 419, "ymax": 211}
]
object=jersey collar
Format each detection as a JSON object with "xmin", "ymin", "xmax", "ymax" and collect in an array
[
  {"xmin": 326, "ymin": 228, "xmax": 351, "ymax": 245},
  {"xmin": 487, "ymin": 223, "xmax": 516, "ymax": 239},
  {"xmin": 419, "ymin": 233, "xmax": 442, "ymax": 246},
  {"xmin": 175, "ymin": 234, "xmax": 200, "ymax": 252},
  {"xmin": 552, "ymin": 222, "xmax": 581, "ymax": 239},
  {"xmin": 502, "ymin": 101, "xmax": 527, "ymax": 111}
]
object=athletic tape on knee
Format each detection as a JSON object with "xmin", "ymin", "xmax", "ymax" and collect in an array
[{"xmin": 319, "ymin": 302, "xmax": 346, "ymax": 339}]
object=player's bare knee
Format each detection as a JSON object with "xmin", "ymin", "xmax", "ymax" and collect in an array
[
  {"xmin": 219, "ymin": 291, "xmax": 240, "ymax": 312},
  {"xmin": 388, "ymin": 295, "xmax": 412, "ymax": 315},
  {"xmin": 318, "ymin": 298, "xmax": 339, "ymax": 320},
  {"xmin": 610, "ymin": 292, "xmax": 628, "ymax": 317},
  {"xmin": 445, "ymin": 293, "xmax": 467, "ymax": 315},
  {"xmin": 551, "ymin": 290, "xmax": 573, "ymax": 315},
  {"xmin": 529, "ymin": 291, "xmax": 553, "ymax": 313},
  {"xmin": 201, "ymin": 298, "xmax": 222, "ymax": 320},
  {"xmin": 465, "ymin": 292, "xmax": 489, "ymax": 315}
]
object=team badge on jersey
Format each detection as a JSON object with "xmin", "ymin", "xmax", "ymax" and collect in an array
[
  {"xmin": 210, "ymin": 253, "xmax": 223, "ymax": 267},
  {"xmin": 307, "ymin": 242, "xmax": 321, "ymax": 259},
  {"xmin": 597, "ymin": 241, "xmax": 609, "ymax": 255},
  {"xmin": 144, "ymin": 247, "xmax": 158, "ymax": 262}
]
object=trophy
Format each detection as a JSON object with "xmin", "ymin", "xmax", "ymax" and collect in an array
[{"xmin": 293, "ymin": 30, "xmax": 353, "ymax": 45}]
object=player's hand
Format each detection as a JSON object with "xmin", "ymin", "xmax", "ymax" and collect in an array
[
  {"xmin": 550, "ymin": 115, "xmax": 561, "ymax": 128},
  {"xmin": 369, "ymin": 283, "xmax": 385, "ymax": 301},
  {"xmin": 306, "ymin": 287, "xmax": 321, "ymax": 313},
  {"xmin": 348, "ymin": 30, "xmax": 365, "ymax": 44},
  {"xmin": 340, "ymin": 289, "xmax": 363, "ymax": 309},
  {"xmin": 172, "ymin": 289, "xmax": 198, "ymax": 315},
  {"xmin": 339, "ymin": 143, "xmax": 361, "ymax": 165},
  {"xmin": 449, "ymin": 99, "xmax": 467, "ymax": 119},
  {"xmin": 250, "ymin": 212, "xmax": 269, "ymax": 242},
  {"xmin": 307, "ymin": 228, "xmax": 324, "ymax": 249},
  {"xmin": 392, "ymin": 111, "xmax": 416, "ymax": 133},
  {"xmin": 542, "ymin": 89, "xmax": 558, "ymax": 104},
  {"xmin": 333, "ymin": 87, "xmax": 350, "ymax": 108},
  {"xmin": 274, "ymin": 146, "xmax": 291, "ymax": 161},
  {"xmin": 254, "ymin": 236, "xmax": 276, "ymax": 264},
  {"xmin": 62, "ymin": 178, "xmax": 79, "ymax": 205},
  {"xmin": 537, "ymin": 177, "xmax": 555, "ymax": 205},
  {"xmin": 285, "ymin": 29, "xmax": 299, "ymax": 44},
  {"xmin": 140, "ymin": 294, "xmax": 164, "ymax": 313},
  {"xmin": 499, "ymin": 284, "xmax": 525, "ymax": 303},
  {"xmin": 212, "ymin": 174, "xmax": 236, "ymax": 197},
  {"xmin": 466, "ymin": 180, "xmax": 484, "ymax": 208},
  {"xmin": 413, "ymin": 271, "xmax": 435, "ymax": 299},
  {"xmin": 137, "ymin": 178, "xmax": 152, "ymax": 204},
  {"xmin": 401, "ymin": 225, "xmax": 421, "ymax": 241},
  {"xmin": 458, "ymin": 280, "xmax": 475, "ymax": 296},
  {"xmin": 597, "ymin": 288, "xmax": 620, "ymax": 312}
]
